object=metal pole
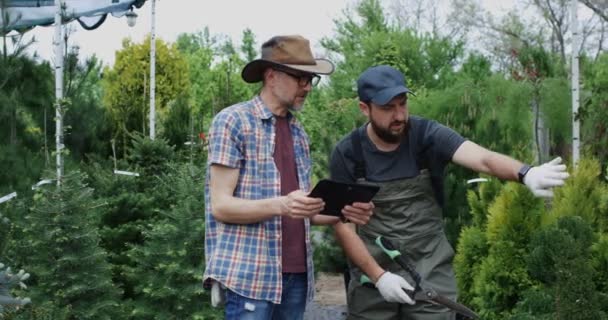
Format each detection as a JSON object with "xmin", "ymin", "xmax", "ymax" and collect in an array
[
  {"xmin": 149, "ymin": 0, "xmax": 156, "ymax": 140},
  {"xmin": 54, "ymin": 0, "xmax": 64, "ymax": 185},
  {"xmin": 571, "ymin": 0, "xmax": 580, "ymax": 166}
]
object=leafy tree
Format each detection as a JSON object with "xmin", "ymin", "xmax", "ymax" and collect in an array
[
  {"xmin": 240, "ymin": 28, "xmax": 257, "ymax": 62},
  {"xmin": 322, "ymin": 0, "xmax": 463, "ymax": 101},
  {"xmin": 175, "ymin": 29, "xmax": 256, "ymax": 142},
  {"xmin": 102, "ymin": 37, "xmax": 190, "ymax": 156},
  {"xmin": 175, "ymin": 29, "xmax": 216, "ymax": 137}
]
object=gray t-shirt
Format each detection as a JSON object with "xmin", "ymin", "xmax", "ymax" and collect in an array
[{"xmin": 329, "ymin": 116, "xmax": 466, "ymax": 205}]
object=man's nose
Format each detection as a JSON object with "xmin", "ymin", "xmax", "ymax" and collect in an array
[
  {"xmin": 302, "ymin": 82, "xmax": 312, "ymax": 92},
  {"xmin": 394, "ymin": 107, "xmax": 406, "ymax": 120}
]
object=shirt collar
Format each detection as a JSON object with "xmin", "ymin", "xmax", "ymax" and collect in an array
[{"xmin": 252, "ymin": 95, "xmax": 294, "ymax": 121}]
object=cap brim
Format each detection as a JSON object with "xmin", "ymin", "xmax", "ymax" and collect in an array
[
  {"xmin": 241, "ymin": 58, "xmax": 335, "ymax": 83},
  {"xmin": 371, "ymin": 86, "xmax": 414, "ymax": 105}
]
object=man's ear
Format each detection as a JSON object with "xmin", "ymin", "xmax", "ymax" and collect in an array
[
  {"xmin": 359, "ymin": 101, "xmax": 370, "ymax": 117},
  {"xmin": 263, "ymin": 68, "xmax": 275, "ymax": 84}
]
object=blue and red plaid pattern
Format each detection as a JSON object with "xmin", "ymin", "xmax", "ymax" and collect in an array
[{"xmin": 204, "ymin": 96, "xmax": 315, "ymax": 304}]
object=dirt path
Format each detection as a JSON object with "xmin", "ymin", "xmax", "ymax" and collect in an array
[{"xmin": 304, "ymin": 272, "xmax": 348, "ymax": 320}]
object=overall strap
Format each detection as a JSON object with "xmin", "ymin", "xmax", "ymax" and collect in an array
[{"xmin": 350, "ymin": 126, "xmax": 366, "ymax": 180}]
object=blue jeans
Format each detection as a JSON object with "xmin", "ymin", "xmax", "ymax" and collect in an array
[{"xmin": 225, "ymin": 273, "xmax": 307, "ymax": 320}]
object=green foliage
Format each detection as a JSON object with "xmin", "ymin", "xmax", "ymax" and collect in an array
[
  {"xmin": 460, "ymin": 54, "xmax": 493, "ymax": 83},
  {"xmin": 470, "ymin": 183, "xmax": 543, "ymax": 316},
  {"xmin": 591, "ymin": 233, "xmax": 608, "ymax": 293},
  {"xmin": 413, "ymin": 75, "xmax": 533, "ymax": 243},
  {"xmin": 16, "ymin": 171, "xmax": 122, "ymax": 319},
  {"xmin": 528, "ymin": 216, "xmax": 603, "ymax": 320},
  {"xmin": 547, "ymin": 157, "xmax": 608, "ymax": 231},
  {"xmin": 102, "ymin": 37, "xmax": 190, "ymax": 155},
  {"xmin": 528, "ymin": 216, "xmax": 594, "ymax": 285},
  {"xmin": 580, "ymin": 53, "xmax": 608, "ymax": 171},
  {"xmin": 0, "ymin": 263, "xmax": 30, "ymax": 315},
  {"xmin": 459, "ymin": 157, "xmax": 608, "ymax": 319},
  {"xmin": 0, "ymin": 145, "xmax": 45, "ymax": 195},
  {"xmin": 87, "ymin": 136, "xmax": 175, "ymax": 304},
  {"xmin": 2, "ymin": 301, "xmax": 70, "ymax": 320},
  {"xmin": 0, "ymin": 54, "xmax": 53, "ymax": 149},
  {"xmin": 322, "ymin": 0, "xmax": 463, "ymax": 101},
  {"xmin": 126, "ymin": 163, "xmax": 218, "ymax": 319},
  {"xmin": 159, "ymin": 94, "xmax": 191, "ymax": 150},
  {"xmin": 312, "ymin": 226, "xmax": 347, "ymax": 274},
  {"xmin": 508, "ymin": 287, "xmax": 554, "ymax": 320},
  {"xmin": 539, "ymin": 77, "xmax": 571, "ymax": 152},
  {"xmin": 473, "ymin": 240, "xmax": 533, "ymax": 318},
  {"xmin": 175, "ymin": 29, "xmax": 255, "ymax": 142},
  {"xmin": 486, "ymin": 183, "xmax": 544, "ymax": 244},
  {"xmin": 466, "ymin": 177, "xmax": 503, "ymax": 227},
  {"xmin": 240, "ymin": 29, "xmax": 257, "ymax": 62},
  {"xmin": 299, "ymin": 92, "xmax": 365, "ymax": 182},
  {"xmin": 63, "ymin": 54, "xmax": 112, "ymax": 160},
  {"xmin": 128, "ymin": 134, "xmax": 176, "ymax": 178},
  {"xmin": 453, "ymin": 226, "xmax": 488, "ymax": 306}
]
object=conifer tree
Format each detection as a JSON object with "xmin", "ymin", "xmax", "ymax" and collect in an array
[
  {"xmin": 18, "ymin": 171, "xmax": 122, "ymax": 319},
  {"xmin": 126, "ymin": 163, "xmax": 220, "ymax": 319},
  {"xmin": 88, "ymin": 135, "xmax": 175, "ymax": 303}
]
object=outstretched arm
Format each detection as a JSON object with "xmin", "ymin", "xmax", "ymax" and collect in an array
[
  {"xmin": 451, "ymin": 141, "xmax": 569, "ymax": 197},
  {"xmin": 451, "ymin": 141, "xmax": 522, "ymax": 181}
]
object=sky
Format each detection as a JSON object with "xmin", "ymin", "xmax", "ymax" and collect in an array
[
  {"xmin": 23, "ymin": 0, "xmax": 359, "ymax": 67},
  {"xmin": 19, "ymin": 0, "xmax": 526, "ymax": 67}
]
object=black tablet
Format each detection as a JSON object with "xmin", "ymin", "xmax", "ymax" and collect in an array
[{"xmin": 308, "ymin": 179, "xmax": 380, "ymax": 216}]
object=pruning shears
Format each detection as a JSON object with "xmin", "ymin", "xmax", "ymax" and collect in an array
[{"xmin": 360, "ymin": 236, "xmax": 479, "ymax": 319}]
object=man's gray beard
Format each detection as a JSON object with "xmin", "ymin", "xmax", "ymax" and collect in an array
[{"xmin": 289, "ymin": 104, "xmax": 304, "ymax": 112}]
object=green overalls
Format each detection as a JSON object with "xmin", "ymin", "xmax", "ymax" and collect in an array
[{"xmin": 346, "ymin": 130, "xmax": 457, "ymax": 320}]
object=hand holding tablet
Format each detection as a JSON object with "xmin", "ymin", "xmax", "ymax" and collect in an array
[{"xmin": 308, "ymin": 179, "xmax": 379, "ymax": 217}]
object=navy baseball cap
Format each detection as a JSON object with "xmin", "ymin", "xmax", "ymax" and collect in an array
[{"xmin": 357, "ymin": 65, "xmax": 413, "ymax": 105}]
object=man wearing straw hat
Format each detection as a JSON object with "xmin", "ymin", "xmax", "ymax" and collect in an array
[{"xmin": 203, "ymin": 35, "xmax": 374, "ymax": 320}]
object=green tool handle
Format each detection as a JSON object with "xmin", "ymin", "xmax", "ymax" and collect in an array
[
  {"xmin": 359, "ymin": 274, "xmax": 416, "ymax": 298},
  {"xmin": 376, "ymin": 236, "xmax": 421, "ymax": 286}
]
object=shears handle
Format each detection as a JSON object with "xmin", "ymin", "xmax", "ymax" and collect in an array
[
  {"xmin": 359, "ymin": 274, "xmax": 416, "ymax": 299},
  {"xmin": 375, "ymin": 236, "xmax": 421, "ymax": 286}
]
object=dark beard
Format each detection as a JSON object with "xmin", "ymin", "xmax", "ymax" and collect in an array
[{"xmin": 369, "ymin": 119, "xmax": 407, "ymax": 144}]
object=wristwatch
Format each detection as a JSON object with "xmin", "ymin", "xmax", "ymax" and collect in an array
[{"xmin": 518, "ymin": 164, "xmax": 533, "ymax": 184}]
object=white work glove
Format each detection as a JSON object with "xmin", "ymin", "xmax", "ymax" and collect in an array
[
  {"xmin": 523, "ymin": 157, "xmax": 570, "ymax": 198},
  {"xmin": 210, "ymin": 281, "xmax": 225, "ymax": 308},
  {"xmin": 375, "ymin": 271, "xmax": 416, "ymax": 305}
]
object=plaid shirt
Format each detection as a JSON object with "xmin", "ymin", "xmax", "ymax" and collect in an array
[{"xmin": 203, "ymin": 96, "xmax": 315, "ymax": 304}]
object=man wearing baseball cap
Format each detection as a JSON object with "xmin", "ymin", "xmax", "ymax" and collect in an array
[
  {"xmin": 203, "ymin": 35, "xmax": 374, "ymax": 320},
  {"xmin": 330, "ymin": 65, "xmax": 569, "ymax": 319}
]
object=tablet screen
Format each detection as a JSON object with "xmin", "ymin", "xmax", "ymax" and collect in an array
[{"xmin": 308, "ymin": 179, "xmax": 379, "ymax": 216}]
